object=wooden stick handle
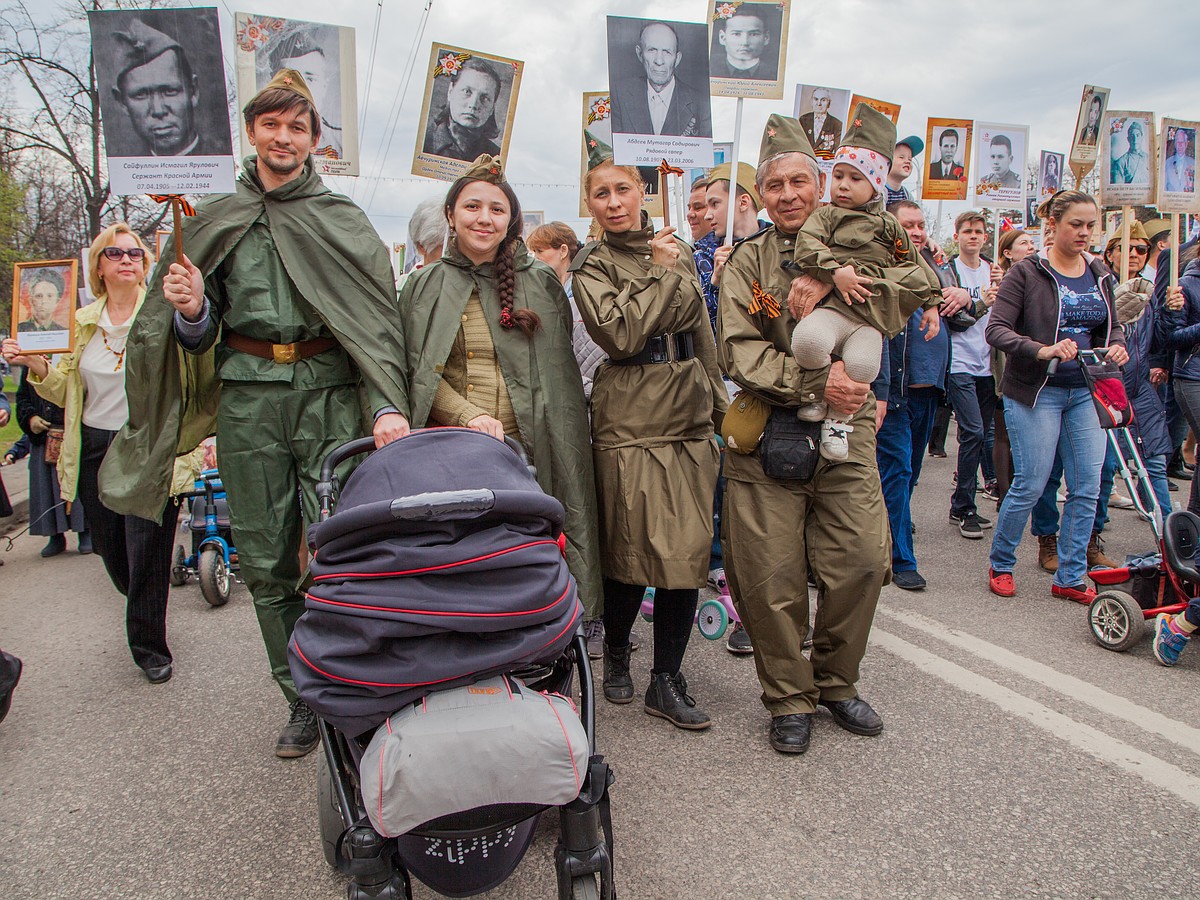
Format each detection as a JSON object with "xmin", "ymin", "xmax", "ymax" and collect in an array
[
  {"xmin": 1171, "ymin": 213, "xmax": 1181, "ymax": 290},
  {"xmin": 1120, "ymin": 206, "xmax": 1131, "ymax": 284},
  {"xmin": 172, "ymin": 198, "xmax": 184, "ymax": 267},
  {"xmin": 659, "ymin": 171, "xmax": 670, "ymax": 229}
]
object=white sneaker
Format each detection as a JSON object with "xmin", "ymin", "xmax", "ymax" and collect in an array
[
  {"xmin": 796, "ymin": 402, "xmax": 827, "ymax": 422},
  {"xmin": 820, "ymin": 420, "xmax": 853, "ymax": 461}
]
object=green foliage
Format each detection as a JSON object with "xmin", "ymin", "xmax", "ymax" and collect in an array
[{"xmin": 0, "ymin": 155, "xmax": 28, "ymax": 328}]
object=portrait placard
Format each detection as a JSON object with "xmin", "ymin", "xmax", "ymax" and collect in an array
[
  {"xmin": 521, "ymin": 211, "xmax": 545, "ymax": 236},
  {"xmin": 973, "ymin": 122, "xmax": 1027, "ymax": 209},
  {"xmin": 794, "ymin": 85, "xmax": 851, "ymax": 161},
  {"xmin": 922, "ymin": 118, "xmax": 972, "ymax": 201},
  {"xmin": 579, "ymin": 91, "xmax": 663, "ymax": 218},
  {"xmin": 1157, "ymin": 118, "xmax": 1200, "ymax": 214},
  {"xmin": 607, "ymin": 16, "xmax": 714, "ymax": 170},
  {"xmin": 1068, "ymin": 85, "xmax": 1110, "ymax": 169},
  {"xmin": 11, "ymin": 260, "xmax": 78, "ymax": 354},
  {"xmin": 88, "ymin": 7, "xmax": 235, "ymax": 195},
  {"xmin": 1026, "ymin": 196, "xmax": 1042, "ymax": 232},
  {"xmin": 1098, "ymin": 111, "xmax": 1155, "ymax": 208},
  {"xmin": 1038, "ymin": 151, "xmax": 1064, "ymax": 199},
  {"xmin": 848, "ymin": 94, "xmax": 901, "ymax": 125},
  {"xmin": 707, "ymin": 0, "xmax": 789, "ymax": 100},
  {"xmin": 412, "ymin": 44, "xmax": 524, "ymax": 183},
  {"xmin": 234, "ymin": 13, "xmax": 360, "ymax": 177}
]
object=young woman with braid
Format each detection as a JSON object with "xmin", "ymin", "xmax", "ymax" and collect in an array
[{"xmin": 397, "ymin": 154, "xmax": 604, "ymax": 629}]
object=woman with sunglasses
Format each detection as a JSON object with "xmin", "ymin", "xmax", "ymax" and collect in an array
[{"xmin": 2, "ymin": 224, "xmax": 200, "ymax": 684}]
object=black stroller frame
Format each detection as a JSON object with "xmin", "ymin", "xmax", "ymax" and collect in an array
[{"xmin": 311, "ymin": 435, "xmax": 615, "ymax": 900}]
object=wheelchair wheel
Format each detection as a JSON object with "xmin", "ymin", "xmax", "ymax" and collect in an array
[
  {"xmin": 198, "ymin": 548, "xmax": 231, "ymax": 607},
  {"xmin": 696, "ymin": 599, "xmax": 729, "ymax": 641},
  {"xmin": 569, "ymin": 874, "xmax": 600, "ymax": 900},
  {"xmin": 317, "ymin": 751, "xmax": 342, "ymax": 869},
  {"xmin": 169, "ymin": 546, "xmax": 188, "ymax": 587},
  {"xmin": 1089, "ymin": 590, "xmax": 1145, "ymax": 652}
]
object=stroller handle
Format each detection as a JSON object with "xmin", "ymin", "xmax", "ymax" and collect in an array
[{"xmin": 1046, "ymin": 346, "xmax": 1110, "ymax": 375}]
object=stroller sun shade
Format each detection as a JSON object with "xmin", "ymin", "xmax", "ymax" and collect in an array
[{"xmin": 288, "ymin": 429, "xmax": 582, "ymax": 738}]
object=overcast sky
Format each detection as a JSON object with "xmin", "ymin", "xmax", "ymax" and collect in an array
[{"xmin": 213, "ymin": 0, "xmax": 1198, "ymax": 241}]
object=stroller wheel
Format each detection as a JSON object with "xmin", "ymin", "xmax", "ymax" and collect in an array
[
  {"xmin": 169, "ymin": 546, "xmax": 188, "ymax": 587},
  {"xmin": 569, "ymin": 874, "xmax": 600, "ymax": 900},
  {"xmin": 696, "ymin": 599, "xmax": 730, "ymax": 641},
  {"xmin": 317, "ymin": 752, "xmax": 343, "ymax": 869},
  {"xmin": 198, "ymin": 548, "xmax": 231, "ymax": 607},
  {"xmin": 1088, "ymin": 590, "xmax": 1146, "ymax": 652}
]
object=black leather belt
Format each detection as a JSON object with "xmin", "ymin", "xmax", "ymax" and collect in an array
[{"xmin": 610, "ymin": 332, "xmax": 695, "ymax": 366}]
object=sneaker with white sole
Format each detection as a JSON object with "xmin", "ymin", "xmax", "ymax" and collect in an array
[
  {"xmin": 725, "ymin": 621, "xmax": 754, "ymax": 654},
  {"xmin": 1152, "ymin": 614, "xmax": 1191, "ymax": 666},
  {"xmin": 949, "ymin": 512, "xmax": 989, "ymax": 539},
  {"xmin": 820, "ymin": 420, "xmax": 853, "ymax": 461},
  {"xmin": 706, "ymin": 568, "xmax": 727, "ymax": 591},
  {"xmin": 795, "ymin": 401, "xmax": 827, "ymax": 422}
]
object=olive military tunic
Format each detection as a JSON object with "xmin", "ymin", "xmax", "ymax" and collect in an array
[{"xmin": 571, "ymin": 220, "xmax": 727, "ymax": 589}]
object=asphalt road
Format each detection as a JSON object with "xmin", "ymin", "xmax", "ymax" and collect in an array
[{"xmin": 1, "ymin": 450, "xmax": 1198, "ymax": 899}]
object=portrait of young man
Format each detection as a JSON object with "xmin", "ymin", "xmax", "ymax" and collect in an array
[
  {"xmin": 929, "ymin": 128, "xmax": 965, "ymax": 182},
  {"xmin": 709, "ymin": 3, "xmax": 778, "ymax": 81}
]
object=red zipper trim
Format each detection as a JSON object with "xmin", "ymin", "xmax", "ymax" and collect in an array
[
  {"xmin": 306, "ymin": 583, "xmax": 571, "ymax": 618},
  {"xmin": 311, "ymin": 539, "xmax": 557, "ymax": 581}
]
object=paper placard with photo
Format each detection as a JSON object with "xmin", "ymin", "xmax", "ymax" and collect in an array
[
  {"xmin": 88, "ymin": 7, "xmax": 236, "ymax": 195},
  {"xmin": 1098, "ymin": 111, "xmax": 1155, "ymax": 208},
  {"xmin": 607, "ymin": 16, "xmax": 714, "ymax": 170},
  {"xmin": 412, "ymin": 44, "xmax": 524, "ymax": 183},
  {"xmin": 973, "ymin": 123, "xmax": 1027, "ymax": 209},
  {"xmin": 922, "ymin": 118, "xmax": 972, "ymax": 201},
  {"xmin": 708, "ymin": 1, "xmax": 790, "ymax": 100},
  {"xmin": 1069, "ymin": 85, "xmax": 1110, "ymax": 169},
  {"xmin": 848, "ymin": 94, "xmax": 900, "ymax": 125},
  {"xmin": 794, "ymin": 85, "xmax": 851, "ymax": 161},
  {"xmin": 1026, "ymin": 196, "xmax": 1042, "ymax": 232},
  {"xmin": 234, "ymin": 13, "xmax": 360, "ymax": 177},
  {"xmin": 579, "ymin": 91, "xmax": 663, "ymax": 218},
  {"xmin": 11, "ymin": 260, "xmax": 79, "ymax": 354},
  {"xmin": 522, "ymin": 211, "xmax": 545, "ymax": 236},
  {"xmin": 1157, "ymin": 118, "xmax": 1200, "ymax": 214},
  {"xmin": 1038, "ymin": 151, "xmax": 1064, "ymax": 199}
]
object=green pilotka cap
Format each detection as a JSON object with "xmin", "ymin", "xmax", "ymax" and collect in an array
[
  {"xmin": 708, "ymin": 161, "xmax": 762, "ymax": 210},
  {"xmin": 461, "ymin": 153, "xmax": 507, "ymax": 184},
  {"xmin": 839, "ymin": 103, "xmax": 897, "ymax": 164},
  {"xmin": 584, "ymin": 129, "xmax": 614, "ymax": 171},
  {"xmin": 111, "ymin": 19, "xmax": 181, "ymax": 83},
  {"xmin": 252, "ymin": 68, "xmax": 318, "ymax": 113},
  {"xmin": 759, "ymin": 113, "xmax": 816, "ymax": 164}
]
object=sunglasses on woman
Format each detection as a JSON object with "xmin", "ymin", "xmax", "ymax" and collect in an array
[{"xmin": 101, "ymin": 247, "xmax": 146, "ymax": 261}]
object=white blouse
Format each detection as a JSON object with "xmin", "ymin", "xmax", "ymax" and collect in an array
[{"xmin": 78, "ymin": 306, "xmax": 130, "ymax": 430}]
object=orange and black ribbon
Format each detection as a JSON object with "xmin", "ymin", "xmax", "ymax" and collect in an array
[
  {"xmin": 748, "ymin": 279, "xmax": 781, "ymax": 319},
  {"xmin": 149, "ymin": 195, "xmax": 196, "ymax": 216},
  {"xmin": 149, "ymin": 194, "xmax": 196, "ymax": 265}
]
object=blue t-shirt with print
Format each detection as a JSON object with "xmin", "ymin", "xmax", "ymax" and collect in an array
[{"xmin": 1047, "ymin": 266, "xmax": 1107, "ymax": 388}]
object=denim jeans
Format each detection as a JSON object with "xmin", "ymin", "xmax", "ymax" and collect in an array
[
  {"xmin": 1031, "ymin": 445, "xmax": 1171, "ymax": 537},
  {"xmin": 876, "ymin": 388, "xmax": 940, "ymax": 572},
  {"xmin": 989, "ymin": 388, "xmax": 1106, "ymax": 588},
  {"xmin": 947, "ymin": 373, "xmax": 997, "ymax": 518}
]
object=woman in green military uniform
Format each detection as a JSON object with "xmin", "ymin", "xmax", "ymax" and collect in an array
[
  {"xmin": 397, "ymin": 155, "xmax": 603, "ymax": 625},
  {"xmin": 571, "ymin": 155, "xmax": 727, "ymax": 731}
]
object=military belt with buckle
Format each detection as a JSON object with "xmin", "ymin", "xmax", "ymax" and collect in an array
[
  {"xmin": 610, "ymin": 332, "xmax": 695, "ymax": 366},
  {"xmin": 225, "ymin": 331, "xmax": 338, "ymax": 365}
]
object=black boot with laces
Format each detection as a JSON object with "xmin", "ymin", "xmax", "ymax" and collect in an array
[
  {"xmin": 276, "ymin": 699, "xmax": 319, "ymax": 758},
  {"xmin": 644, "ymin": 671, "xmax": 711, "ymax": 730},
  {"xmin": 602, "ymin": 641, "xmax": 635, "ymax": 704}
]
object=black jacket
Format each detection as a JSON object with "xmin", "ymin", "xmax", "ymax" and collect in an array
[{"xmin": 16, "ymin": 367, "xmax": 65, "ymax": 446}]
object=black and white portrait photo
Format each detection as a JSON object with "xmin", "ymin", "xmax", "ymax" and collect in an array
[
  {"xmin": 234, "ymin": 14, "xmax": 360, "ymax": 176},
  {"xmin": 794, "ymin": 84, "xmax": 851, "ymax": 160},
  {"xmin": 1039, "ymin": 150, "xmax": 1064, "ymax": 197},
  {"xmin": 708, "ymin": 1, "xmax": 789, "ymax": 100},
  {"xmin": 973, "ymin": 123, "xmax": 1027, "ymax": 208},
  {"xmin": 1070, "ymin": 84, "xmax": 1110, "ymax": 167},
  {"xmin": 412, "ymin": 45, "xmax": 524, "ymax": 183}
]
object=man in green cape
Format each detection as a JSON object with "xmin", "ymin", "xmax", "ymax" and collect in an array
[{"xmin": 99, "ymin": 69, "xmax": 410, "ymax": 758}]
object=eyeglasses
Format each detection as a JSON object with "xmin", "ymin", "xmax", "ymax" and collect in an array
[
  {"xmin": 1129, "ymin": 244, "xmax": 1150, "ymax": 255},
  {"xmin": 101, "ymin": 247, "xmax": 146, "ymax": 261}
]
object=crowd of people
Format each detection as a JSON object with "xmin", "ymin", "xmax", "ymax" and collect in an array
[{"xmin": 3, "ymin": 67, "xmax": 1199, "ymax": 754}]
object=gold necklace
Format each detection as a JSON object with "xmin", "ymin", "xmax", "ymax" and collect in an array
[{"xmin": 101, "ymin": 331, "xmax": 126, "ymax": 372}]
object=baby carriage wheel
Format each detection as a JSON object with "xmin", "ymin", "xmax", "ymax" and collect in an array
[
  {"xmin": 1088, "ymin": 590, "xmax": 1145, "ymax": 652},
  {"xmin": 316, "ymin": 752, "xmax": 343, "ymax": 869},
  {"xmin": 696, "ymin": 598, "xmax": 729, "ymax": 641},
  {"xmin": 169, "ymin": 546, "xmax": 188, "ymax": 587},
  {"xmin": 198, "ymin": 548, "xmax": 231, "ymax": 607},
  {"xmin": 569, "ymin": 874, "xmax": 601, "ymax": 900}
]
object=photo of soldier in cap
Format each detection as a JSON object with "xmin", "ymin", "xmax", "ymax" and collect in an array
[{"xmin": 89, "ymin": 8, "xmax": 233, "ymax": 158}]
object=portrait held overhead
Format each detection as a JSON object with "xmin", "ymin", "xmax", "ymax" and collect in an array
[
  {"xmin": 707, "ymin": 0, "xmax": 790, "ymax": 100},
  {"xmin": 579, "ymin": 91, "xmax": 662, "ymax": 218},
  {"xmin": 973, "ymin": 124, "xmax": 1027, "ymax": 208},
  {"xmin": 1039, "ymin": 150, "xmax": 1064, "ymax": 197},
  {"xmin": 923, "ymin": 118, "xmax": 972, "ymax": 201},
  {"xmin": 1069, "ymin": 84, "xmax": 1110, "ymax": 166},
  {"xmin": 1100, "ymin": 111, "xmax": 1156, "ymax": 207},
  {"xmin": 795, "ymin": 84, "xmax": 850, "ymax": 160},
  {"xmin": 10, "ymin": 261, "xmax": 78, "ymax": 354}
]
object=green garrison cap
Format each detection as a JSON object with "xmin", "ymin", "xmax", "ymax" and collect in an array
[
  {"xmin": 708, "ymin": 161, "xmax": 762, "ymax": 210},
  {"xmin": 584, "ymin": 129, "xmax": 614, "ymax": 172},
  {"xmin": 111, "ymin": 19, "xmax": 181, "ymax": 83},
  {"xmin": 251, "ymin": 67, "xmax": 318, "ymax": 113},
  {"xmin": 461, "ymin": 153, "xmax": 507, "ymax": 184},
  {"xmin": 759, "ymin": 113, "xmax": 817, "ymax": 164},
  {"xmin": 839, "ymin": 103, "xmax": 898, "ymax": 163}
]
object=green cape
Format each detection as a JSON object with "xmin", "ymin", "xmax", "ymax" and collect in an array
[{"xmin": 99, "ymin": 157, "xmax": 409, "ymax": 520}]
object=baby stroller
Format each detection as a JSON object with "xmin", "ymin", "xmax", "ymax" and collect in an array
[
  {"xmin": 292, "ymin": 429, "xmax": 615, "ymax": 900},
  {"xmin": 169, "ymin": 469, "xmax": 238, "ymax": 607}
]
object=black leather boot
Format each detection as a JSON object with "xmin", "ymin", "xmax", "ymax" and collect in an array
[
  {"xmin": 644, "ymin": 671, "xmax": 711, "ymax": 730},
  {"xmin": 602, "ymin": 642, "xmax": 634, "ymax": 704}
]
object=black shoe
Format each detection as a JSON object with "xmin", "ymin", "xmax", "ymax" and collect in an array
[
  {"xmin": 40, "ymin": 534, "xmax": 66, "ymax": 558},
  {"xmin": 929, "ymin": 448, "xmax": 947, "ymax": 458},
  {"xmin": 602, "ymin": 641, "xmax": 635, "ymax": 704},
  {"xmin": 1169, "ymin": 480, "xmax": 1180, "ymax": 492},
  {"xmin": 949, "ymin": 512, "xmax": 989, "ymax": 539},
  {"xmin": 892, "ymin": 569, "xmax": 927, "ymax": 591},
  {"xmin": 584, "ymin": 618, "xmax": 604, "ymax": 660},
  {"xmin": 769, "ymin": 713, "xmax": 813, "ymax": 754},
  {"xmin": 143, "ymin": 663, "xmax": 172, "ymax": 684},
  {"xmin": 276, "ymin": 699, "xmax": 319, "ymax": 758},
  {"xmin": 644, "ymin": 671, "xmax": 711, "ymax": 730},
  {"xmin": 725, "ymin": 622, "xmax": 754, "ymax": 654},
  {"xmin": 77, "ymin": 531, "xmax": 93, "ymax": 554},
  {"xmin": 0, "ymin": 651, "xmax": 23, "ymax": 724},
  {"xmin": 820, "ymin": 696, "xmax": 884, "ymax": 736}
]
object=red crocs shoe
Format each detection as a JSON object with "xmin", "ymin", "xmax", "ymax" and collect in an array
[
  {"xmin": 989, "ymin": 569, "xmax": 1016, "ymax": 597},
  {"xmin": 1051, "ymin": 583, "xmax": 1096, "ymax": 604}
]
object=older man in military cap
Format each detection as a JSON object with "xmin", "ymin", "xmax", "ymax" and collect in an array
[{"xmin": 717, "ymin": 114, "xmax": 891, "ymax": 756}]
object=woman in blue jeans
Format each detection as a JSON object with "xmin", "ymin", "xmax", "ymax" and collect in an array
[{"xmin": 984, "ymin": 191, "xmax": 1127, "ymax": 601}]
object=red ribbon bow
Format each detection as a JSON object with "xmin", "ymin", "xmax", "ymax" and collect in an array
[
  {"xmin": 149, "ymin": 195, "xmax": 196, "ymax": 216},
  {"xmin": 657, "ymin": 159, "xmax": 685, "ymax": 177}
]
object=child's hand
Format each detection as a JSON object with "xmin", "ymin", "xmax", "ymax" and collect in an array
[
  {"xmin": 833, "ymin": 265, "xmax": 873, "ymax": 304},
  {"xmin": 920, "ymin": 307, "xmax": 941, "ymax": 341}
]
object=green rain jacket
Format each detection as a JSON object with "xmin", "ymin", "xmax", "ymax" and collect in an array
[
  {"xmin": 99, "ymin": 157, "xmax": 409, "ymax": 520},
  {"xmin": 397, "ymin": 243, "xmax": 604, "ymax": 615}
]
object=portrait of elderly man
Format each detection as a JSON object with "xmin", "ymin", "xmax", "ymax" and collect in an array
[
  {"xmin": 798, "ymin": 87, "xmax": 842, "ymax": 160},
  {"xmin": 710, "ymin": 4, "xmax": 777, "ymax": 81},
  {"xmin": 610, "ymin": 21, "xmax": 712, "ymax": 139},
  {"xmin": 106, "ymin": 18, "xmax": 229, "ymax": 157},
  {"xmin": 270, "ymin": 29, "xmax": 343, "ymax": 160},
  {"xmin": 1109, "ymin": 119, "xmax": 1149, "ymax": 185},
  {"xmin": 929, "ymin": 128, "xmax": 965, "ymax": 182},
  {"xmin": 1164, "ymin": 127, "xmax": 1196, "ymax": 194},
  {"xmin": 422, "ymin": 56, "xmax": 505, "ymax": 161},
  {"xmin": 983, "ymin": 134, "xmax": 1020, "ymax": 189}
]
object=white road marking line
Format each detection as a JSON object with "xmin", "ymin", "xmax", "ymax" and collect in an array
[
  {"xmin": 879, "ymin": 605, "xmax": 1200, "ymax": 758},
  {"xmin": 871, "ymin": 629, "xmax": 1200, "ymax": 811}
]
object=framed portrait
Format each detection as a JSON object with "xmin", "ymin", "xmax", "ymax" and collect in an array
[
  {"xmin": 794, "ymin": 85, "xmax": 851, "ymax": 161},
  {"xmin": 922, "ymin": 118, "xmax": 972, "ymax": 201},
  {"xmin": 11, "ymin": 260, "xmax": 78, "ymax": 354},
  {"xmin": 411, "ymin": 44, "xmax": 524, "ymax": 183},
  {"xmin": 848, "ymin": 94, "xmax": 901, "ymax": 125},
  {"xmin": 708, "ymin": 0, "xmax": 790, "ymax": 101},
  {"xmin": 1025, "ymin": 196, "xmax": 1042, "ymax": 232},
  {"xmin": 234, "ymin": 13, "xmax": 360, "ymax": 177},
  {"xmin": 1157, "ymin": 118, "xmax": 1200, "ymax": 214},
  {"xmin": 607, "ymin": 16, "xmax": 714, "ymax": 170},
  {"xmin": 1098, "ymin": 111, "xmax": 1156, "ymax": 208},
  {"xmin": 522, "ymin": 211, "xmax": 545, "ymax": 236},
  {"xmin": 1068, "ymin": 84, "xmax": 1110, "ymax": 169},
  {"xmin": 88, "ymin": 7, "xmax": 235, "ymax": 195},
  {"xmin": 1038, "ymin": 151, "xmax": 1064, "ymax": 199},
  {"xmin": 154, "ymin": 229, "xmax": 172, "ymax": 262},
  {"xmin": 579, "ymin": 91, "xmax": 663, "ymax": 218},
  {"xmin": 973, "ymin": 122, "xmax": 1027, "ymax": 209}
]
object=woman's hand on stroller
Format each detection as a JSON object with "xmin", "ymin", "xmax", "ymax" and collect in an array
[
  {"xmin": 1105, "ymin": 345, "xmax": 1129, "ymax": 367},
  {"xmin": 373, "ymin": 412, "xmax": 411, "ymax": 448},
  {"xmin": 467, "ymin": 414, "xmax": 506, "ymax": 440},
  {"xmin": 1037, "ymin": 338, "xmax": 1078, "ymax": 362}
]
